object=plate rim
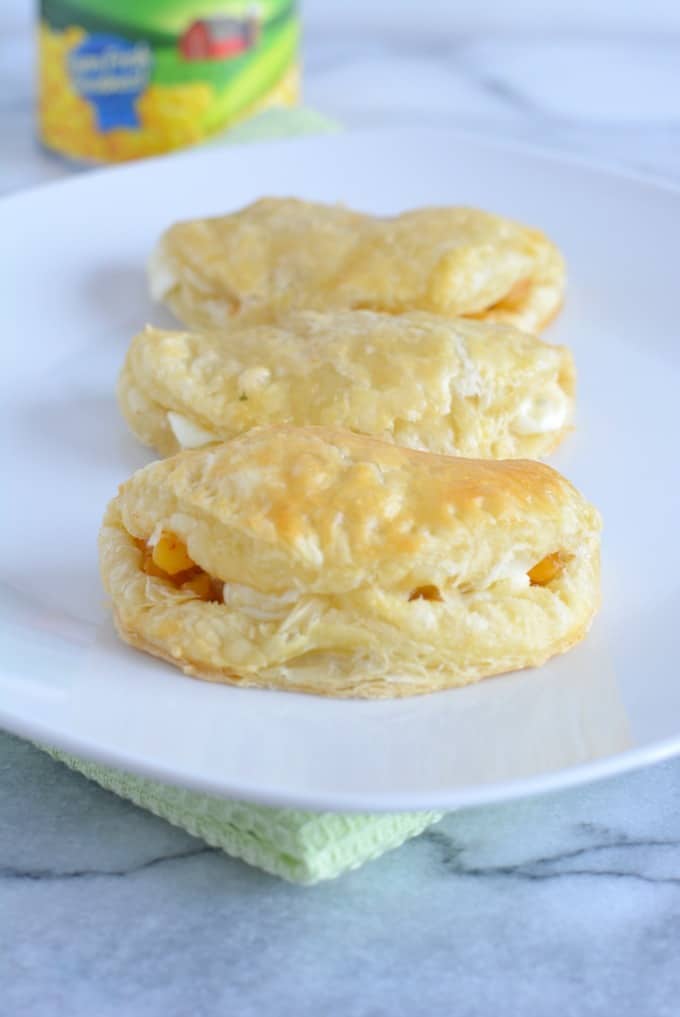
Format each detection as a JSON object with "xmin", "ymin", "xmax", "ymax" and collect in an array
[{"xmin": 4, "ymin": 706, "xmax": 679, "ymax": 813}]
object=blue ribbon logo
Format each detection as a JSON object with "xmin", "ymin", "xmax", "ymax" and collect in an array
[{"xmin": 68, "ymin": 34, "xmax": 152, "ymax": 132}]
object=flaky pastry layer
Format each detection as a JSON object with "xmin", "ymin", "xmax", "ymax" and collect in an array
[
  {"xmin": 149, "ymin": 198, "xmax": 565, "ymax": 334},
  {"xmin": 118, "ymin": 310, "xmax": 575, "ymax": 460},
  {"xmin": 100, "ymin": 426, "xmax": 601, "ymax": 698}
]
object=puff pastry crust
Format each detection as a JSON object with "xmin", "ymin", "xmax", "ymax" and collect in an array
[
  {"xmin": 100, "ymin": 426, "xmax": 601, "ymax": 698},
  {"xmin": 118, "ymin": 311, "xmax": 575, "ymax": 460},
  {"xmin": 149, "ymin": 198, "xmax": 565, "ymax": 334}
]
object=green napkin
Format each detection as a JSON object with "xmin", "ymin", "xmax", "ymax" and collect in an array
[
  {"xmin": 45, "ymin": 746, "xmax": 442, "ymax": 884},
  {"xmin": 42, "ymin": 108, "xmax": 443, "ymax": 884},
  {"xmin": 213, "ymin": 106, "xmax": 342, "ymax": 144}
]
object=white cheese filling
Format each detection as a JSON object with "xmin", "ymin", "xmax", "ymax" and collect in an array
[
  {"xmin": 513, "ymin": 383, "xmax": 569, "ymax": 435},
  {"xmin": 222, "ymin": 583, "xmax": 300, "ymax": 620},
  {"xmin": 147, "ymin": 246, "xmax": 177, "ymax": 301},
  {"xmin": 486, "ymin": 557, "xmax": 534, "ymax": 590},
  {"xmin": 167, "ymin": 411, "xmax": 219, "ymax": 450}
]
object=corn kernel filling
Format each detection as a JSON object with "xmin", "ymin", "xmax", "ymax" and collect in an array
[
  {"xmin": 409, "ymin": 584, "xmax": 444, "ymax": 602},
  {"xmin": 135, "ymin": 531, "xmax": 222, "ymax": 602},
  {"xmin": 133, "ymin": 532, "xmax": 569, "ymax": 606},
  {"xmin": 528, "ymin": 551, "xmax": 570, "ymax": 587},
  {"xmin": 152, "ymin": 533, "xmax": 194, "ymax": 575}
]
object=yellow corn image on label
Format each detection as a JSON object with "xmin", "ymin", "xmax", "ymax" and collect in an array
[{"xmin": 39, "ymin": 0, "xmax": 300, "ymax": 163}]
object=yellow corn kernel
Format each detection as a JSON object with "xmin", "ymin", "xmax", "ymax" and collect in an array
[
  {"xmin": 181, "ymin": 573, "xmax": 219, "ymax": 602},
  {"xmin": 152, "ymin": 532, "xmax": 195, "ymax": 575},
  {"xmin": 528, "ymin": 552, "xmax": 570, "ymax": 587},
  {"xmin": 409, "ymin": 584, "xmax": 443, "ymax": 602},
  {"xmin": 142, "ymin": 554, "xmax": 170, "ymax": 580}
]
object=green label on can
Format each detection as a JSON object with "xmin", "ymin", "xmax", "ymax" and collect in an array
[{"xmin": 39, "ymin": 0, "xmax": 300, "ymax": 162}]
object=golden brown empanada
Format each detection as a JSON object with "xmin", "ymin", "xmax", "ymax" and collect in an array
[
  {"xmin": 100, "ymin": 426, "xmax": 601, "ymax": 698},
  {"xmin": 118, "ymin": 310, "xmax": 574, "ymax": 460},
  {"xmin": 149, "ymin": 198, "xmax": 565, "ymax": 333}
]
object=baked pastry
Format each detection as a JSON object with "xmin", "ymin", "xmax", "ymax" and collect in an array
[
  {"xmin": 118, "ymin": 310, "xmax": 575, "ymax": 460},
  {"xmin": 100, "ymin": 425, "xmax": 601, "ymax": 698},
  {"xmin": 148, "ymin": 198, "xmax": 565, "ymax": 333}
]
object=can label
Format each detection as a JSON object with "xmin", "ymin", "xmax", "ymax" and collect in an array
[{"xmin": 39, "ymin": 0, "xmax": 299, "ymax": 163}]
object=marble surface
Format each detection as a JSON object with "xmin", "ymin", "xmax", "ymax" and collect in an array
[
  {"xmin": 4, "ymin": 733, "xmax": 680, "ymax": 1016},
  {"xmin": 4, "ymin": 2, "xmax": 680, "ymax": 1013}
]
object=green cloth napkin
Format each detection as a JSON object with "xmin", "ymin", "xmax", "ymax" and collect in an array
[
  {"xmin": 214, "ymin": 106, "xmax": 342, "ymax": 144},
  {"xmin": 41, "ymin": 107, "xmax": 444, "ymax": 884},
  {"xmin": 45, "ymin": 746, "xmax": 443, "ymax": 884}
]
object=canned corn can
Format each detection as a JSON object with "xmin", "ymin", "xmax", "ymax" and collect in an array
[{"xmin": 38, "ymin": 0, "xmax": 300, "ymax": 163}]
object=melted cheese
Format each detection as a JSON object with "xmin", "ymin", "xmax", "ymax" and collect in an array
[
  {"xmin": 222, "ymin": 583, "xmax": 300, "ymax": 621},
  {"xmin": 167, "ymin": 411, "xmax": 219, "ymax": 450},
  {"xmin": 513, "ymin": 383, "xmax": 569, "ymax": 435},
  {"xmin": 147, "ymin": 247, "xmax": 177, "ymax": 302}
]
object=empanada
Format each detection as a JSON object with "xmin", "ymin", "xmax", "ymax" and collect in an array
[
  {"xmin": 149, "ymin": 198, "xmax": 565, "ymax": 333},
  {"xmin": 100, "ymin": 426, "xmax": 601, "ymax": 698},
  {"xmin": 118, "ymin": 310, "xmax": 575, "ymax": 460}
]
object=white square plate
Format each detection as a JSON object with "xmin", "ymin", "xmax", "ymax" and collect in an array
[{"xmin": 2, "ymin": 127, "xmax": 678, "ymax": 811}]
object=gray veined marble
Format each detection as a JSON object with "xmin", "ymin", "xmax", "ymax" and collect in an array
[
  {"xmin": 3, "ymin": 733, "xmax": 680, "ymax": 1017},
  {"xmin": 4, "ymin": 0, "xmax": 680, "ymax": 1012}
]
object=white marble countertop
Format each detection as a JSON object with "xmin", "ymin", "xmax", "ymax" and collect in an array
[{"xmin": 4, "ymin": 3, "xmax": 680, "ymax": 1014}]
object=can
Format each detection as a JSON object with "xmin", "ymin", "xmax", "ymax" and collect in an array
[{"xmin": 38, "ymin": 0, "xmax": 300, "ymax": 163}]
